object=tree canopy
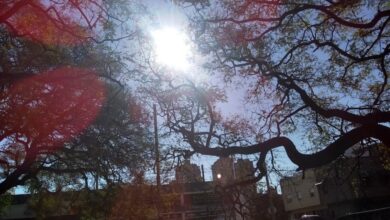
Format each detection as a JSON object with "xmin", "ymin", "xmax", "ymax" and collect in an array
[
  {"xmin": 162, "ymin": 0, "xmax": 390, "ymax": 184},
  {"xmin": 1, "ymin": 0, "xmax": 389, "ymax": 198},
  {"xmin": 0, "ymin": 0, "xmax": 152, "ymax": 195}
]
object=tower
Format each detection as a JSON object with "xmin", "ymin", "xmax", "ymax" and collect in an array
[
  {"xmin": 175, "ymin": 159, "xmax": 202, "ymax": 183},
  {"xmin": 212, "ymin": 157, "xmax": 234, "ymax": 185}
]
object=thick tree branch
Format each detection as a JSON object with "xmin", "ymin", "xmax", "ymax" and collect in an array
[
  {"xmin": 208, "ymin": 3, "xmax": 390, "ymax": 30},
  {"xmin": 185, "ymin": 124, "xmax": 390, "ymax": 170},
  {"xmin": 277, "ymin": 75, "xmax": 390, "ymax": 124},
  {"xmin": 0, "ymin": 0, "xmax": 30, "ymax": 23},
  {"xmin": 0, "ymin": 158, "xmax": 34, "ymax": 195}
]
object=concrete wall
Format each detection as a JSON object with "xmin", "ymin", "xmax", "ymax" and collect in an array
[
  {"xmin": 280, "ymin": 169, "xmax": 321, "ymax": 212},
  {"xmin": 212, "ymin": 157, "xmax": 234, "ymax": 185}
]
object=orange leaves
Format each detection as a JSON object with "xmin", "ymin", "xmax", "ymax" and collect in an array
[
  {"xmin": 0, "ymin": 0, "xmax": 110, "ymax": 152},
  {"xmin": 2, "ymin": 0, "xmax": 104, "ymax": 45},
  {"xmin": 232, "ymin": 0, "xmax": 280, "ymax": 18},
  {"xmin": 263, "ymin": 0, "xmax": 280, "ymax": 18},
  {"xmin": 1, "ymin": 3, "xmax": 108, "ymax": 144},
  {"xmin": 221, "ymin": 115, "xmax": 255, "ymax": 137},
  {"xmin": 9, "ymin": 4, "xmax": 87, "ymax": 45},
  {"xmin": 212, "ymin": 0, "xmax": 281, "ymax": 47}
]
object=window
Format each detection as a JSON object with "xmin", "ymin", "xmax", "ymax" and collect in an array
[
  {"xmin": 310, "ymin": 188, "xmax": 315, "ymax": 197},
  {"xmin": 287, "ymin": 194, "xmax": 292, "ymax": 203},
  {"xmin": 297, "ymin": 192, "xmax": 302, "ymax": 200}
]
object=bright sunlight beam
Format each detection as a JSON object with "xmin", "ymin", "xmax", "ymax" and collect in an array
[{"xmin": 152, "ymin": 27, "xmax": 192, "ymax": 71}]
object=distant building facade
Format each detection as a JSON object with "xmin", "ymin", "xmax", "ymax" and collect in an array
[
  {"xmin": 234, "ymin": 159, "xmax": 255, "ymax": 181},
  {"xmin": 280, "ymin": 145, "xmax": 390, "ymax": 220},
  {"xmin": 160, "ymin": 182, "xmax": 236, "ymax": 220},
  {"xmin": 1, "ymin": 158, "xmax": 259, "ymax": 220},
  {"xmin": 209, "ymin": 157, "xmax": 258, "ymax": 219},
  {"xmin": 211, "ymin": 157, "xmax": 256, "ymax": 185},
  {"xmin": 212, "ymin": 157, "xmax": 235, "ymax": 184},
  {"xmin": 280, "ymin": 169, "xmax": 325, "ymax": 219},
  {"xmin": 175, "ymin": 159, "xmax": 202, "ymax": 183}
]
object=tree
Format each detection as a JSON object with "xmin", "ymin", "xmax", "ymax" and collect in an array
[
  {"xmin": 24, "ymin": 86, "xmax": 152, "ymax": 220},
  {"xmin": 0, "ymin": 65, "xmax": 152, "ymax": 193},
  {"xmin": 0, "ymin": 67, "xmax": 103, "ymax": 193},
  {"xmin": 0, "ymin": 0, "xmax": 143, "ymax": 83},
  {"xmin": 164, "ymin": 0, "xmax": 390, "ymax": 185},
  {"xmin": 0, "ymin": 0, "xmax": 138, "ymax": 45},
  {"xmin": 0, "ymin": 0, "xmax": 150, "ymax": 194}
]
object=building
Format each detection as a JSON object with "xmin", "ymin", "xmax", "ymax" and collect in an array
[
  {"xmin": 1, "ymin": 158, "xmax": 258, "ymax": 220},
  {"xmin": 280, "ymin": 145, "xmax": 390, "ymax": 220},
  {"xmin": 212, "ymin": 157, "xmax": 235, "ymax": 185},
  {"xmin": 234, "ymin": 159, "xmax": 257, "ymax": 195},
  {"xmin": 161, "ymin": 157, "xmax": 259, "ymax": 220},
  {"xmin": 234, "ymin": 159, "xmax": 255, "ymax": 181},
  {"xmin": 280, "ymin": 169, "xmax": 324, "ymax": 219},
  {"xmin": 211, "ymin": 157, "xmax": 256, "ymax": 185},
  {"xmin": 1, "ymin": 183, "xmax": 238, "ymax": 220},
  {"xmin": 160, "ymin": 182, "xmax": 233, "ymax": 220},
  {"xmin": 251, "ymin": 189, "xmax": 288, "ymax": 220},
  {"xmin": 175, "ymin": 159, "xmax": 203, "ymax": 183},
  {"xmin": 210, "ymin": 157, "xmax": 258, "ymax": 219}
]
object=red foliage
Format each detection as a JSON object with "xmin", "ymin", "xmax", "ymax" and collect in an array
[
  {"xmin": 0, "ymin": 67, "xmax": 106, "ymax": 154},
  {"xmin": 213, "ymin": 0, "xmax": 281, "ymax": 46}
]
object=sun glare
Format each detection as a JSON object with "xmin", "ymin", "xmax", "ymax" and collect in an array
[{"xmin": 152, "ymin": 27, "xmax": 192, "ymax": 71}]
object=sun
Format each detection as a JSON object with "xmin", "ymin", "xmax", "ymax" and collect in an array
[{"xmin": 151, "ymin": 27, "xmax": 192, "ymax": 71}]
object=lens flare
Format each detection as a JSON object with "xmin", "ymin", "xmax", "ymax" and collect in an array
[
  {"xmin": 152, "ymin": 27, "xmax": 192, "ymax": 71},
  {"xmin": 0, "ymin": 67, "xmax": 105, "ymax": 152}
]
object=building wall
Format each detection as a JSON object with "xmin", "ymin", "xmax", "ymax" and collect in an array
[
  {"xmin": 317, "ymin": 156, "xmax": 390, "ymax": 217},
  {"xmin": 212, "ymin": 157, "xmax": 234, "ymax": 185},
  {"xmin": 1, "ymin": 203, "xmax": 35, "ymax": 219},
  {"xmin": 280, "ymin": 169, "xmax": 322, "ymax": 212},
  {"xmin": 280, "ymin": 147, "xmax": 390, "ymax": 220},
  {"xmin": 234, "ymin": 159, "xmax": 255, "ymax": 181},
  {"xmin": 160, "ymin": 182, "xmax": 241, "ymax": 220},
  {"xmin": 175, "ymin": 159, "xmax": 202, "ymax": 183},
  {"xmin": 209, "ymin": 158, "xmax": 257, "ymax": 219},
  {"xmin": 234, "ymin": 159, "xmax": 257, "ymax": 199}
]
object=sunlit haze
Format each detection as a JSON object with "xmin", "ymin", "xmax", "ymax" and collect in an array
[{"xmin": 152, "ymin": 27, "xmax": 192, "ymax": 71}]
